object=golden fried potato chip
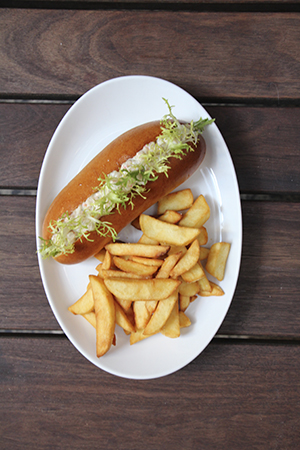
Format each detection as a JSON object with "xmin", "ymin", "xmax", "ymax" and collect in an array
[
  {"xmin": 158, "ymin": 210, "xmax": 182, "ymax": 224},
  {"xmin": 99, "ymin": 269, "xmax": 145, "ymax": 279},
  {"xmin": 179, "ymin": 195, "xmax": 210, "ymax": 228},
  {"xmin": 113, "ymin": 256, "xmax": 159, "ymax": 277},
  {"xmin": 104, "ymin": 278, "xmax": 181, "ymax": 301},
  {"xmin": 102, "ymin": 250, "xmax": 113, "ymax": 270},
  {"xmin": 130, "ymin": 329, "xmax": 154, "ymax": 345},
  {"xmin": 105, "ymin": 242, "xmax": 169, "ymax": 258},
  {"xmin": 115, "ymin": 297, "xmax": 132, "ymax": 312},
  {"xmin": 179, "ymin": 294, "xmax": 190, "ymax": 312},
  {"xmin": 143, "ymin": 291, "xmax": 178, "ymax": 335},
  {"xmin": 199, "ymin": 247, "xmax": 210, "ymax": 260},
  {"xmin": 133, "ymin": 301, "xmax": 151, "ymax": 330},
  {"xmin": 179, "ymin": 311, "xmax": 192, "ymax": 328},
  {"xmin": 90, "ymin": 275, "xmax": 115, "ymax": 358},
  {"xmin": 68, "ymin": 286, "xmax": 94, "ymax": 315},
  {"xmin": 156, "ymin": 252, "xmax": 182, "ymax": 279},
  {"xmin": 94, "ymin": 248, "xmax": 106, "ymax": 262},
  {"xmin": 157, "ymin": 189, "xmax": 194, "ymax": 215},
  {"xmin": 200, "ymin": 281, "xmax": 225, "ymax": 296},
  {"xmin": 82, "ymin": 312, "xmax": 96, "ymax": 328},
  {"xmin": 161, "ymin": 301, "xmax": 180, "ymax": 338},
  {"xmin": 127, "ymin": 256, "xmax": 163, "ymax": 267},
  {"xmin": 205, "ymin": 242, "xmax": 231, "ymax": 281},
  {"xmin": 115, "ymin": 300, "xmax": 136, "ymax": 333},
  {"xmin": 178, "ymin": 280, "xmax": 201, "ymax": 297},
  {"xmin": 181, "ymin": 262, "xmax": 205, "ymax": 283},
  {"xmin": 138, "ymin": 233, "xmax": 160, "ymax": 245},
  {"xmin": 196, "ymin": 227, "xmax": 208, "ymax": 246},
  {"xmin": 170, "ymin": 239, "xmax": 200, "ymax": 278},
  {"xmin": 140, "ymin": 214, "xmax": 200, "ymax": 246}
]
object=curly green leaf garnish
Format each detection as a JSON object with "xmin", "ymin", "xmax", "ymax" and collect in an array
[{"xmin": 39, "ymin": 99, "xmax": 214, "ymax": 259}]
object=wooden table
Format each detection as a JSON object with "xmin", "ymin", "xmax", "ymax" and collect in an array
[{"xmin": 1, "ymin": 2, "xmax": 300, "ymax": 449}]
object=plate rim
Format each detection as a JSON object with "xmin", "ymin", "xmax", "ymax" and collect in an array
[{"xmin": 36, "ymin": 75, "xmax": 242, "ymax": 379}]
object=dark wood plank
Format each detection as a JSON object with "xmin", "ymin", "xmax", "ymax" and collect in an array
[
  {"xmin": 205, "ymin": 105, "xmax": 300, "ymax": 194},
  {"xmin": 0, "ymin": 337, "xmax": 299, "ymax": 450},
  {"xmin": 1, "ymin": 196, "xmax": 299, "ymax": 336},
  {"xmin": 0, "ymin": 104, "xmax": 70, "ymax": 188},
  {"xmin": 1, "ymin": 10, "xmax": 299, "ymax": 100},
  {"xmin": 219, "ymin": 201, "xmax": 300, "ymax": 336},
  {"xmin": 0, "ymin": 196, "xmax": 59, "ymax": 330},
  {"xmin": 1, "ymin": 104, "xmax": 300, "ymax": 193}
]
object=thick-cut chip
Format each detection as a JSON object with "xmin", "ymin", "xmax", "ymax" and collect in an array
[
  {"xmin": 170, "ymin": 239, "xmax": 200, "ymax": 278},
  {"xmin": 157, "ymin": 189, "xmax": 194, "ymax": 215},
  {"xmin": 133, "ymin": 301, "xmax": 151, "ymax": 330},
  {"xmin": 181, "ymin": 262, "xmax": 205, "ymax": 283},
  {"xmin": 104, "ymin": 278, "xmax": 181, "ymax": 301},
  {"xmin": 168, "ymin": 245, "xmax": 187, "ymax": 257},
  {"xmin": 138, "ymin": 234, "xmax": 159, "ymax": 245},
  {"xmin": 130, "ymin": 329, "xmax": 154, "ymax": 345},
  {"xmin": 68, "ymin": 286, "xmax": 94, "ymax": 315},
  {"xmin": 198, "ymin": 272, "xmax": 212, "ymax": 292},
  {"xmin": 140, "ymin": 214, "xmax": 200, "ymax": 246},
  {"xmin": 113, "ymin": 256, "xmax": 158, "ymax": 277},
  {"xmin": 179, "ymin": 280, "xmax": 200, "ymax": 297},
  {"xmin": 115, "ymin": 297, "xmax": 132, "ymax": 312},
  {"xmin": 99, "ymin": 268, "xmax": 145, "ymax": 279},
  {"xmin": 205, "ymin": 242, "xmax": 231, "ymax": 281},
  {"xmin": 146, "ymin": 300, "xmax": 158, "ymax": 315},
  {"xmin": 161, "ymin": 301, "xmax": 180, "ymax": 338},
  {"xmin": 82, "ymin": 312, "xmax": 96, "ymax": 328},
  {"xmin": 156, "ymin": 252, "xmax": 182, "ymax": 279},
  {"xmin": 196, "ymin": 227, "xmax": 208, "ymax": 246},
  {"xmin": 102, "ymin": 250, "xmax": 113, "ymax": 270},
  {"xmin": 199, "ymin": 247, "xmax": 210, "ymax": 260},
  {"xmin": 158, "ymin": 210, "xmax": 182, "ymax": 224},
  {"xmin": 179, "ymin": 311, "xmax": 192, "ymax": 328},
  {"xmin": 168, "ymin": 245, "xmax": 187, "ymax": 256},
  {"xmin": 114, "ymin": 300, "xmax": 136, "ymax": 333},
  {"xmin": 105, "ymin": 242, "xmax": 169, "ymax": 258},
  {"xmin": 127, "ymin": 255, "xmax": 163, "ymax": 267},
  {"xmin": 126, "ymin": 306, "xmax": 135, "ymax": 326},
  {"xmin": 179, "ymin": 294, "xmax": 190, "ymax": 312},
  {"xmin": 200, "ymin": 281, "xmax": 225, "ymax": 296},
  {"xmin": 179, "ymin": 195, "xmax": 210, "ymax": 228},
  {"xmin": 94, "ymin": 248, "xmax": 106, "ymax": 262},
  {"xmin": 143, "ymin": 291, "xmax": 178, "ymax": 335},
  {"xmin": 196, "ymin": 260, "xmax": 212, "ymax": 292},
  {"xmin": 90, "ymin": 275, "xmax": 115, "ymax": 358}
]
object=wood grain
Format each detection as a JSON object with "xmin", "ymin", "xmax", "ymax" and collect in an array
[
  {"xmin": 1, "ymin": 103, "xmax": 300, "ymax": 193},
  {"xmin": 0, "ymin": 337, "xmax": 299, "ymax": 450},
  {"xmin": 0, "ymin": 104, "xmax": 70, "ymax": 188},
  {"xmin": 0, "ymin": 10, "xmax": 299, "ymax": 100},
  {"xmin": 219, "ymin": 201, "xmax": 300, "ymax": 336},
  {"xmin": 1, "ymin": 196, "xmax": 299, "ymax": 335}
]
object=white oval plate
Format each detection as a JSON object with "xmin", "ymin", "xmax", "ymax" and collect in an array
[{"xmin": 36, "ymin": 75, "xmax": 242, "ymax": 379}]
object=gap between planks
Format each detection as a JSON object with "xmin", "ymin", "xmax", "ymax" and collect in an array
[
  {"xmin": 2, "ymin": 1, "xmax": 300, "ymax": 14},
  {"xmin": 1, "ymin": 329, "xmax": 300, "ymax": 345}
]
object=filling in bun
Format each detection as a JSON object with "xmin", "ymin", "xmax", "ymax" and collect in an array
[{"xmin": 39, "ymin": 99, "xmax": 214, "ymax": 259}]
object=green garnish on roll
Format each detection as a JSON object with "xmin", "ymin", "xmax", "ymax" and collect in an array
[{"xmin": 39, "ymin": 99, "xmax": 214, "ymax": 260}]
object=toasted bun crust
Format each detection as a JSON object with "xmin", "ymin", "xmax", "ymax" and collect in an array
[{"xmin": 42, "ymin": 120, "xmax": 206, "ymax": 264}]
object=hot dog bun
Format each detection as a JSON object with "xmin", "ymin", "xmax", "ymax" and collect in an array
[{"xmin": 42, "ymin": 120, "xmax": 206, "ymax": 264}]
